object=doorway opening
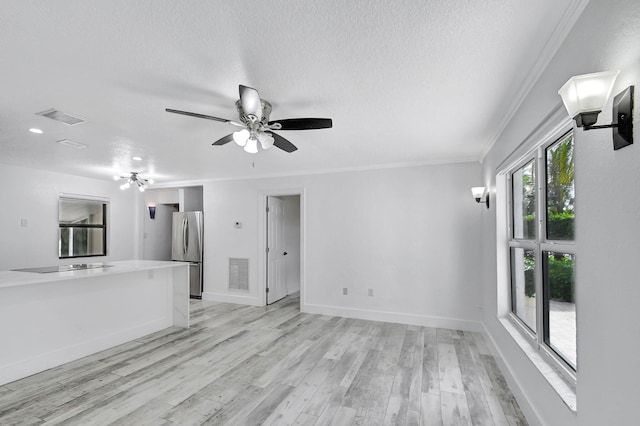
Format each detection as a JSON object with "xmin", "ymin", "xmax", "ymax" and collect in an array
[
  {"xmin": 263, "ymin": 193, "xmax": 302, "ymax": 307},
  {"xmin": 143, "ymin": 203, "xmax": 179, "ymax": 261}
]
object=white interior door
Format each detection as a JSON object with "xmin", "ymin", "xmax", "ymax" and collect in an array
[{"xmin": 267, "ymin": 196, "xmax": 287, "ymax": 304}]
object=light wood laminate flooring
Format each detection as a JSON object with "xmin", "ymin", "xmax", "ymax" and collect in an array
[{"xmin": 0, "ymin": 295, "xmax": 527, "ymax": 425}]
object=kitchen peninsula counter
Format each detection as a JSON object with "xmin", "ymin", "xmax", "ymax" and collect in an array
[
  {"xmin": 0, "ymin": 260, "xmax": 187, "ymax": 288},
  {"xmin": 0, "ymin": 260, "xmax": 190, "ymax": 386}
]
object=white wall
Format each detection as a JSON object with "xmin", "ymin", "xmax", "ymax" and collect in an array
[
  {"xmin": 480, "ymin": 0, "xmax": 640, "ymax": 424},
  {"xmin": 181, "ymin": 186, "xmax": 203, "ymax": 212},
  {"xmin": 202, "ymin": 162, "xmax": 483, "ymax": 330},
  {"xmin": 0, "ymin": 163, "xmax": 138, "ymax": 270},
  {"xmin": 145, "ymin": 187, "xmax": 180, "ymax": 206}
]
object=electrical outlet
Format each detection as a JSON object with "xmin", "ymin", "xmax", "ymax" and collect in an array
[
  {"xmin": 20, "ymin": 218, "xmax": 28, "ymax": 227},
  {"xmin": 147, "ymin": 270, "xmax": 154, "ymax": 279},
  {"xmin": 343, "ymin": 287, "xmax": 348, "ymax": 296},
  {"xmin": 368, "ymin": 289, "xmax": 374, "ymax": 297}
]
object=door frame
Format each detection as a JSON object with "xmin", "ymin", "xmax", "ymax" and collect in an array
[{"xmin": 257, "ymin": 188, "xmax": 305, "ymax": 307}]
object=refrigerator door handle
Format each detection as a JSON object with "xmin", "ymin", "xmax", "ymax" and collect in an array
[{"xmin": 183, "ymin": 218, "xmax": 188, "ymax": 254}]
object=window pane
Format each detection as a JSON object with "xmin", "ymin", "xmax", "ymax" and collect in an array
[
  {"xmin": 543, "ymin": 251, "xmax": 576, "ymax": 369},
  {"xmin": 60, "ymin": 228, "xmax": 70, "ymax": 256},
  {"xmin": 546, "ymin": 133, "xmax": 574, "ymax": 240},
  {"xmin": 59, "ymin": 199, "xmax": 104, "ymax": 224},
  {"xmin": 58, "ymin": 227, "xmax": 105, "ymax": 257},
  {"xmin": 512, "ymin": 161, "xmax": 536, "ymax": 239},
  {"xmin": 511, "ymin": 247, "xmax": 536, "ymax": 332}
]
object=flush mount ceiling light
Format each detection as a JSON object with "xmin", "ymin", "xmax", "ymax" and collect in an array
[
  {"xmin": 29, "ymin": 128, "xmax": 43, "ymax": 134},
  {"xmin": 558, "ymin": 70, "xmax": 634, "ymax": 150},
  {"xmin": 132, "ymin": 156, "xmax": 142, "ymax": 161},
  {"xmin": 471, "ymin": 187, "xmax": 489, "ymax": 209},
  {"xmin": 114, "ymin": 172, "xmax": 153, "ymax": 192}
]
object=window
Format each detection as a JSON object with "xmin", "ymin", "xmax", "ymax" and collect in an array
[
  {"xmin": 58, "ymin": 197, "xmax": 108, "ymax": 258},
  {"xmin": 507, "ymin": 131, "xmax": 576, "ymax": 372}
]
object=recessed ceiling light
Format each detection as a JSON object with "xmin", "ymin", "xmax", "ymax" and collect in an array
[
  {"xmin": 132, "ymin": 156, "xmax": 142, "ymax": 161},
  {"xmin": 29, "ymin": 128, "xmax": 43, "ymax": 134}
]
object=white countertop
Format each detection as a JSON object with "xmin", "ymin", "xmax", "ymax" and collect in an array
[{"xmin": 0, "ymin": 260, "xmax": 189, "ymax": 289}]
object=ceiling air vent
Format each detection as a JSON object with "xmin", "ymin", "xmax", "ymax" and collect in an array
[
  {"xmin": 36, "ymin": 108, "xmax": 85, "ymax": 125},
  {"xmin": 57, "ymin": 139, "xmax": 87, "ymax": 149}
]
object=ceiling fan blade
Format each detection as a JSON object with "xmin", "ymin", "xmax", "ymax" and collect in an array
[
  {"xmin": 212, "ymin": 134, "xmax": 234, "ymax": 146},
  {"xmin": 166, "ymin": 108, "xmax": 231, "ymax": 123},
  {"xmin": 269, "ymin": 118, "xmax": 333, "ymax": 130},
  {"xmin": 270, "ymin": 132, "xmax": 298, "ymax": 153},
  {"xmin": 239, "ymin": 85, "xmax": 262, "ymax": 120}
]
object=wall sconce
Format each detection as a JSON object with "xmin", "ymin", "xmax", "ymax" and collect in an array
[
  {"xmin": 148, "ymin": 206, "xmax": 156, "ymax": 219},
  {"xmin": 558, "ymin": 70, "xmax": 634, "ymax": 150},
  {"xmin": 471, "ymin": 187, "xmax": 489, "ymax": 209}
]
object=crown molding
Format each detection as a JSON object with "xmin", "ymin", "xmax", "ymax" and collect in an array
[{"xmin": 480, "ymin": 0, "xmax": 591, "ymax": 160}]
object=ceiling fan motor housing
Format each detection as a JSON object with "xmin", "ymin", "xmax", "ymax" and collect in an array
[{"xmin": 236, "ymin": 99, "xmax": 272, "ymax": 127}]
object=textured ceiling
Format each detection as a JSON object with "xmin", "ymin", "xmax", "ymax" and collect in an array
[{"xmin": 0, "ymin": 0, "xmax": 578, "ymax": 183}]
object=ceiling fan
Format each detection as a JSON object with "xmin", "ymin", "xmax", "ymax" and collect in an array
[{"xmin": 166, "ymin": 85, "xmax": 332, "ymax": 153}]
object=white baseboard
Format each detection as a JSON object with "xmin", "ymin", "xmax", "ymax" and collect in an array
[
  {"xmin": 0, "ymin": 317, "xmax": 171, "ymax": 387},
  {"xmin": 480, "ymin": 322, "xmax": 543, "ymax": 426},
  {"xmin": 301, "ymin": 303, "xmax": 483, "ymax": 332},
  {"xmin": 202, "ymin": 291, "xmax": 263, "ymax": 306}
]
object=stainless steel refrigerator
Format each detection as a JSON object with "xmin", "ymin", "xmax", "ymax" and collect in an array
[{"xmin": 172, "ymin": 211, "xmax": 203, "ymax": 298}]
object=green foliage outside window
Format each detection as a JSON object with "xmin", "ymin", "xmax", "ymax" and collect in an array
[
  {"xmin": 524, "ymin": 212, "xmax": 574, "ymax": 241},
  {"xmin": 546, "ymin": 134, "xmax": 574, "ymax": 240},
  {"xmin": 524, "ymin": 253, "xmax": 574, "ymax": 302}
]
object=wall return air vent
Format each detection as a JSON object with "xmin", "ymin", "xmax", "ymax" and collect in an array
[
  {"xmin": 228, "ymin": 258, "xmax": 249, "ymax": 292},
  {"xmin": 36, "ymin": 108, "xmax": 85, "ymax": 125}
]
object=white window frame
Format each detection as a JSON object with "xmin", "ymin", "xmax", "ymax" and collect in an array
[{"xmin": 500, "ymin": 119, "xmax": 577, "ymax": 385}]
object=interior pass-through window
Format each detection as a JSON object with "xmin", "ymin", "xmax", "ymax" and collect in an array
[{"xmin": 58, "ymin": 196, "xmax": 108, "ymax": 258}]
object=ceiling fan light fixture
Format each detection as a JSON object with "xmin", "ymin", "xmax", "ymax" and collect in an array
[
  {"xmin": 233, "ymin": 129, "xmax": 249, "ymax": 147},
  {"xmin": 258, "ymin": 132, "xmax": 274, "ymax": 149},
  {"xmin": 244, "ymin": 137, "xmax": 258, "ymax": 154}
]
